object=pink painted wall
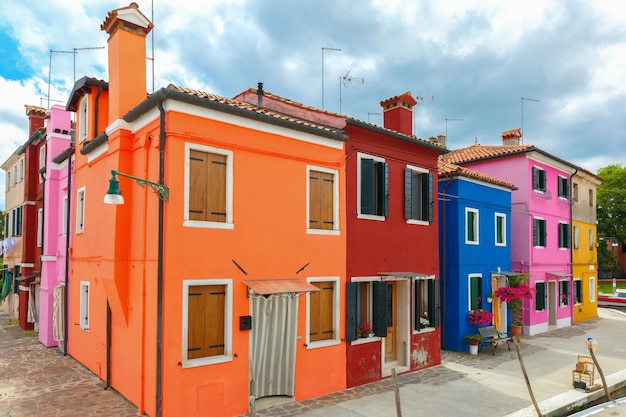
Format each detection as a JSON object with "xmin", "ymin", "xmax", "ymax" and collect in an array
[
  {"xmin": 464, "ymin": 153, "xmax": 574, "ymax": 332},
  {"xmin": 39, "ymin": 105, "xmax": 72, "ymax": 347}
]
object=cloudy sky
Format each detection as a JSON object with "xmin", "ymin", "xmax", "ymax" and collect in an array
[{"xmin": 1, "ymin": 0, "xmax": 625, "ymax": 209}]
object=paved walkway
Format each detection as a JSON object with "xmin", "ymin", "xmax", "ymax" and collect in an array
[{"xmin": 1, "ymin": 308, "xmax": 625, "ymax": 417}]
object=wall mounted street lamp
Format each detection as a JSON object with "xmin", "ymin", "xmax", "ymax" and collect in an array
[{"xmin": 104, "ymin": 170, "xmax": 169, "ymax": 204}]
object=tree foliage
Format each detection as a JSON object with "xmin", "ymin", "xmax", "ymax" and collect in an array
[{"xmin": 597, "ymin": 164, "xmax": 626, "ymax": 241}]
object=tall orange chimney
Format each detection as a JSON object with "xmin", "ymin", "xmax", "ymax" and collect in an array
[
  {"xmin": 380, "ymin": 92, "xmax": 417, "ymax": 136},
  {"xmin": 25, "ymin": 105, "xmax": 46, "ymax": 135},
  {"xmin": 101, "ymin": 2, "xmax": 153, "ymax": 123}
]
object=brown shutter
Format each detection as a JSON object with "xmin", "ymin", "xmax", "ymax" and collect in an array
[
  {"xmin": 309, "ymin": 172, "xmax": 321, "ymax": 228},
  {"xmin": 189, "ymin": 150, "xmax": 209, "ymax": 221},
  {"xmin": 309, "ymin": 282, "xmax": 321, "ymax": 341},
  {"xmin": 189, "ymin": 150, "xmax": 227, "ymax": 222},
  {"xmin": 309, "ymin": 281, "xmax": 334, "ymax": 341},
  {"xmin": 188, "ymin": 285, "xmax": 225, "ymax": 359}
]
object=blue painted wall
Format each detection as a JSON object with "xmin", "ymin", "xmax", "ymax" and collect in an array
[{"xmin": 439, "ymin": 176, "xmax": 513, "ymax": 352}]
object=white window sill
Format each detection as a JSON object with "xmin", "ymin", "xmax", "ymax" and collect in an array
[
  {"xmin": 306, "ymin": 339, "xmax": 340, "ymax": 349},
  {"xmin": 351, "ymin": 336, "xmax": 381, "ymax": 345},
  {"xmin": 181, "ymin": 354, "xmax": 233, "ymax": 369}
]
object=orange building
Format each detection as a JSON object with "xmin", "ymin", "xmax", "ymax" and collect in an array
[{"xmin": 66, "ymin": 4, "xmax": 346, "ymax": 417}]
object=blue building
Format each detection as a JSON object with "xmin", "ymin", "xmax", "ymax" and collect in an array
[{"xmin": 438, "ymin": 160, "xmax": 517, "ymax": 352}]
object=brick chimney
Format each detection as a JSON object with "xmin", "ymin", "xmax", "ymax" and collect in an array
[
  {"xmin": 429, "ymin": 135, "xmax": 447, "ymax": 149},
  {"xmin": 380, "ymin": 92, "xmax": 417, "ymax": 136},
  {"xmin": 25, "ymin": 105, "xmax": 46, "ymax": 135},
  {"xmin": 502, "ymin": 128, "xmax": 522, "ymax": 146},
  {"xmin": 101, "ymin": 2, "xmax": 153, "ymax": 123}
]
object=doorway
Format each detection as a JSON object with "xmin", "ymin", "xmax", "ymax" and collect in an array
[
  {"xmin": 249, "ymin": 294, "xmax": 298, "ymax": 400},
  {"xmin": 385, "ymin": 282, "xmax": 397, "ymax": 362},
  {"xmin": 548, "ymin": 281, "xmax": 557, "ymax": 326}
]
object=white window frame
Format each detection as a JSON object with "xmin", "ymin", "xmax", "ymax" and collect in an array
[
  {"xmin": 13, "ymin": 165, "xmax": 17, "ymax": 185},
  {"xmin": 306, "ymin": 165, "xmax": 340, "ymax": 235},
  {"xmin": 557, "ymin": 175, "xmax": 569, "ymax": 199},
  {"xmin": 465, "ymin": 207, "xmax": 479, "ymax": 245},
  {"xmin": 495, "ymin": 212, "xmax": 506, "ymax": 247},
  {"xmin": 37, "ymin": 208, "xmax": 43, "ymax": 247},
  {"xmin": 589, "ymin": 229, "xmax": 594, "ymax": 251},
  {"xmin": 558, "ymin": 221, "xmax": 570, "ymax": 249},
  {"xmin": 80, "ymin": 281, "xmax": 90, "ymax": 331},
  {"xmin": 533, "ymin": 216, "xmax": 546, "ymax": 248},
  {"xmin": 183, "ymin": 142, "xmax": 234, "ymax": 230},
  {"xmin": 405, "ymin": 164, "xmax": 430, "ymax": 225},
  {"xmin": 76, "ymin": 186, "xmax": 86, "ymax": 234},
  {"xmin": 356, "ymin": 152, "xmax": 386, "ymax": 221},
  {"xmin": 589, "ymin": 277, "xmax": 595, "ymax": 303},
  {"xmin": 181, "ymin": 279, "xmax": 233, "ymax": 368},
  {"xmin": 573, "ymin": 278, "xmax": 582, "ymax": 305},
  {"xmin": 468, "ymin": 273, "xmax": 482, "ymax": 310},
  {"xmin": 79, "ymin": 96, "xmax": 88, "ymax": 143},
  {"xmin": 19, "ymin": 158, "xmax": 23, "ymax": 181},
  {"xmin": 351, "ymin": 276, "xmax": 380, "ymax": 344},
  {"xmin": 306, "ymin": 276, "xmax": 340, "ymax": 349},
  {"xmin": 573, "ymin": 225, "xmax": 579, "ymax": 249},
  {"xmin": 412, "ymin": 275, "xmax": 436, "ymax": 333}
]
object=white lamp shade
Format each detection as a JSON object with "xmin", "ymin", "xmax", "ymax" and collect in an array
[{"xmin": 104, "ymin": 193, "xmax": 125, "ymax": 205}]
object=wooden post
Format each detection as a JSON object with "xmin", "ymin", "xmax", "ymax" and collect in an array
[
  {"xmin": 513, "ymin": 338, "xmax": 544, "ymax": 417},
  {"xmin": 590, "ymin": 350, "xmax": 611, "ymax": 401},
  {"xmin": 391, "ymin": 368, "xmax": 403, "ymax": 417}
]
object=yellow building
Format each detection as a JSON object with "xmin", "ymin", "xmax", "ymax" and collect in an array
[{"xmin": 571, "ymin": 168, "xmax": 603, "ymax": 322}]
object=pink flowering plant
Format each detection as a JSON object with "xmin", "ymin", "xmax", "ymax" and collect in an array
[
  {"xmin": 494, "ymin": 276, "xmax": 535, "ymax": 326},
  {"xmin": 467, "ymin": 309, "xmax": 493, "ymax": 326}
]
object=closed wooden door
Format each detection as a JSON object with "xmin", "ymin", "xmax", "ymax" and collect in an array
[{"xmin": 385, "ymin": 282, "xmax": 397, "ymax": 361}]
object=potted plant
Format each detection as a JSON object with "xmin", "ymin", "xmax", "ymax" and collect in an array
[
  {"xmin": 486, "ymin": 293, "xmax": 493, "ymax": 303},
  {"xmin": 464, "ymin": 334, "xmax": 483, "ymax": 355},
  {"xmin": 357, "ymin": 322, "xmax": 373, "ymax": 338}
]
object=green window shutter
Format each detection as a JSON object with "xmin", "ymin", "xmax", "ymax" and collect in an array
[
  {"xmin": 532, "ymin": 167, "xmax": 539, "ymax": 189},
  {"xmin": 373, "ymin": 281, "xmax": 388, "ymax": 337},
  {"xmin": 378, "ymin": 162, "xmax": 389, "ymax": 217},
  {"xmin": 414, "ymin": 281, "xmax": 421, "ymax": 331},
  {"xmin": 404, "ymin": 168, "xmax": 412, "ymax": 220},
  {"xmin": 470, "ymin": 276, "xmax": 481, "ymax": 311},
  {"xmin": 540, "ymin": 220, "xmax": 546, "ymax": 246},
  {"xmin": 539, "ymin": 169, "xmax": 546, "ymax": 191},
  {"xmin": 345, "ymin": 282, "xmax": 357, "ymax": 342},
  {"xmin": 467, "ymin": 211, "xmax": 475, "ymax": 241},
  {"xmin": 430, "ymin": 280, "xmax": 440, "ymax": 328},
  {"xmin": 361, "ymin": 158, "xmax": 375, "ymax": 214},
  {"xmin": 427, "ymin": 173, "xmax": 434, "ymax": 222},
  {"xmin": 535, "ymin": 283, "xmax": 546, "ymax": 310}
]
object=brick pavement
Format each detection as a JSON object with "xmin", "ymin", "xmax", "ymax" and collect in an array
[{"xmin": 0, "ymin": 311, "xmax": 138, "ymax": 417}]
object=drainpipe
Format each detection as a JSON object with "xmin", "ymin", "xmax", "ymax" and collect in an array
[
  {"xmin": 155, "ymin": 100, "xmax": 166, "ymax": 417},
  {"xmin": 63, "ymin": 146, "xmax": 73, "ymax": 355},
  {"xmin": 439, "ymin": 179, "xmax": 453, "ymax": 349}
]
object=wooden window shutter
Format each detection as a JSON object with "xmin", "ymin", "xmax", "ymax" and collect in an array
[
  {"xmin": 360, "ymin": 158, "xmax": 375, "ymax": 215},
  {"xmin": 535, "ymin": 283, "xmax": 546, "ymax": 310},
  {"xmin": 310, "ymin": 281, "xmax": 334, "ymax": 341},
  {"xmin": 372, "ymin": 281, "xmax": 388, "ymax": 337},
  {"xmin": 188, "ymin": 285, "xmax": 225, "ymax": 359},
  {"xmin": 427, "ymin": 173, "xmax": 434, "ymax": 222},
  {"xmin": 383, "ymin": 162, "xmax": 389, "ymax": 217},
  {"xmin": 320, "ymin": 172, "xmax": 334, "ymax": 229},
  {"xmin": 345, "ymin": 282, "xmax": 357, "ymax": 342},
  {"xmin": 540, "ymin": 220, "xmax": 546, "ymax": 246},
  {"xmin": 533, "ymin": 219, "xmax": 539, "ymax": 246},
  {"xmin": 404, "ymin": 168, "xmax": 412, "ymax": 220},
  {"xmin": 430, "ymin": 280, "xmax": 440, "ymax": 328},
  {"xmin": 189, "ymin": 150, "xmax": 227, "ymax": 222},
  {"xmin": 467, "ymin": 211, "xmax": 475, "ymax": 241},
  {"xmin": 470, "ymin": 276, "xmax": 481, "ymax": 311},
  {"xmin": 414, "ymin": 281, "xmax": 421, "ymax": 331},
  {"xmin": 309, "ymin": 171, "xmax": 322, "ymax": 228}
]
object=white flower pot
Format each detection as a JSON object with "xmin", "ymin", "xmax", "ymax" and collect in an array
[{"xmin": 469, "ymin": 344, "xmax": 479, "ymax": 356}]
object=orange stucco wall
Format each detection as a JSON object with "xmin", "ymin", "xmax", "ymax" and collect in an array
[{"xmin": 70, "ymin": 105, "xmax": 347, "ymax": 417}]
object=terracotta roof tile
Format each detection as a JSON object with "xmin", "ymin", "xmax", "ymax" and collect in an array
[
  {"xmin": 438, "ymin": 159, "xmax": 517, "ymax": 190},
  {"xmin": 25, "ymin": 105, "xmax": 46, "ymax": 118},
  {"xmin": 166, "ymin": 84, "xmax": 345, "ymax": 137},
  {"xmin": 441, "ymin": 144, "xmax": 535, "ymax": 165}
]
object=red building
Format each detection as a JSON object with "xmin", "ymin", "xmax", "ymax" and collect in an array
[{"xmin": 235, "ymin": 89, "xmax": 446, "ymax": 386}]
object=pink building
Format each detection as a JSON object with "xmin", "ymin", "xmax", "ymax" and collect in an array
[
  {"xmin": 39, "ymin": 105, "xmax": 72, "ymax": 347},
  {"xmin": 444, "ymin": 129, "xmax": 578, "ymax": 335}
]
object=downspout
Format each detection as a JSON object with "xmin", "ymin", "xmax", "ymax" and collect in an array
[
  {"xmin": 440, "ymin": 179, "xmax": 453, "ymax": 349},
  {"xmin": 93, "ymin": 86, "xmax": 102, "ymax": 138},
  {"xmin": 63, "ymin": 147, "xmax": 73, "ymax": 355},
  {"xmin": 156, "ymin": 100, "xmax": 166, "ymax": 417},
  {"xmin": 104, "ymin": 302, "xmax": 111, "ymax": 389}
]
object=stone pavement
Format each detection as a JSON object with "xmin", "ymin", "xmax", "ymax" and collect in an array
[
  {"xmin": 1, "ymin": 308, "xmax": 625, "ymax": 417},
  {"xmin": 0, "ymin": 312, "xmax": 137, "ymax": 417}
]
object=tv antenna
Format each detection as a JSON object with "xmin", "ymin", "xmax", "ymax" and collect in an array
[
  {"xmin": 339, "ymin": 69, "xmax": 363, "ymax": 114},
  {"xmin": 521, "ymin": 97, "xmax": 540, "ymax": 144},
  {"xmin": 445, "ymin": 118, "xmax": 464, "ymax": 139}
]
